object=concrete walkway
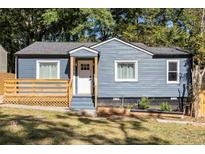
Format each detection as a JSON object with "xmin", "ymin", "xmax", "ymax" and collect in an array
[
  {"xmin": 157, "ymin": 119, "xmax": 205, "ymax": 126},
  {"xmin": 0, "ymin": 103, "xmax": 70, "ymax": 112},
  {"xmin": 0, "ymin": 104, "xmax": 96, "ymax": 116}
]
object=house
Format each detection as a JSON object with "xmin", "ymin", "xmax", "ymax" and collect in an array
[
  {"xmin": 13, "ymin": 38, "xmax": 191, "ymax": 110},
  {"xmin": 0, "ymin": 45, "xmax": 7, "ymax": 73}
]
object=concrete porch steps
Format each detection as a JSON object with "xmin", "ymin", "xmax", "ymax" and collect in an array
[{"xmin": 70, "ymin": 96, "xmax": 95, "ymax": 110}]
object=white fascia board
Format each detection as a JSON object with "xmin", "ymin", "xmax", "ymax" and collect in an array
[{"xmin": 69, "ymin": 46, "xmax": 98, "ymax": 54}]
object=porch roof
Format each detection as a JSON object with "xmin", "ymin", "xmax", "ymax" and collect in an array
[{"xmin": 69, "ymin": 47, "xmax": 98, "ymax": 57}]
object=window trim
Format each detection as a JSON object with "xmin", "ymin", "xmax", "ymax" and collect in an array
[
  {"xmin": 167, "ymin": 59, "xmax": 180, "ymax": 84},
  {"xmin": 114, "ymin": 60, "xmax": 138, "ymax": 82},
  {"xmin": 36, "ymin": 60, "xmax": 60, "ymax": 79}
]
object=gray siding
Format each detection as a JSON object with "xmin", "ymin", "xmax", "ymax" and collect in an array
[
  {"xmin": 0, "ymin": 45, "xmax": 7, "ymax": 72},
  {"xmin": 18, "ymin": 58, "xmax": 69, "ymax": 79},
  {"xmin": 70, "ymin": 49, "xmax": 98, "ymax": 57},
  {"xmin": 94, "ymin": 40, "xmax": 190, "ymax": 98}
]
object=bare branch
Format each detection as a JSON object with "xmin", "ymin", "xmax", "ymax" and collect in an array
[{"xmin": 201, "ymin": 8, "xmax": 205, "ymax": 36}]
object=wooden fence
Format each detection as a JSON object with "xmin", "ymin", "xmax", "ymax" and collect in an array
[
  {"xmin": 3, "ymin": 79, "xmax": 72, "ymax": 107},
  {"xmin": 0, "ymin": 73, "xmax": 15, "ymax": 95},
  {"xmin": 68, "ymin": 78, "xmax": 73, "ymax": 103},
  {"xmin": 199, "ymin": 91, "xmax": 205, "ymax": 117}
]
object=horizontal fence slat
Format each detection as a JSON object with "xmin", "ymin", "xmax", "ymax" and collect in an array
[
  {"xmin": 5, "ymin": 88, "xmax": 67, "ymax": 93},
  {"xmin": 4, "ymin": 83, "xmax": 68, "ymax": 88},
  {"xmin": 4, "ymin": 93, "xmax": 67, "ymax": 97},
  {"xmin": 4, "ymin": 79, "xmax": 68, "ymax": 83}
]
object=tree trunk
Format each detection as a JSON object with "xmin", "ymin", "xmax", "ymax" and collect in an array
[
  {"xmin": 191, "ymin": 8, "xmax": 205, "ymax": 118},
  {"xmin": 191, "ymin": 66, "xmax": 205, "ymax": 118}
]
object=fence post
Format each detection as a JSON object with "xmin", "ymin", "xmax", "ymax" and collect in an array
[
  {"xmin": 67, "ymin": 81, "xmax": 70, "ymax": 103},
  {"xmin": 4, "ymin": 80, "xmax": 6, "ymax": 95},
  {"xmin": 202, "ymin": 92, "xmax": 205, "ymax": 117},
  {"xmin": 199, "ymin": 91, "xmax": 205, "ymax": 117}
]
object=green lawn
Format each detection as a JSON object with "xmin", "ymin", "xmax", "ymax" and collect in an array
[{"xmin": 0, "ymin": 107, "xmax": 205, "ymax": 145}]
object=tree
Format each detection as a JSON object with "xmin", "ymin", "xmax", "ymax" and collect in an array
[
  {"xmin": 42, "ymin": 8, "xmax": 85, "ymax": 41},
  {"xmin": 0, "ymin": 9, "xmax": 48, "ymax": 72},
  {"xmin": 190, "ymin": 8, "xmax": 205, "ymax": 118},
  {"xmin": 70, "ymin": 9, "xmax": 115, "ymax": 41}
]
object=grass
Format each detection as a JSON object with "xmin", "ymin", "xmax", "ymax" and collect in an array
[{"xmin": 0, "ymin": 107, "xmax": 205, "ymax": 145}]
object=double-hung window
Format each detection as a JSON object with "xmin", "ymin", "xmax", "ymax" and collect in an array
[
  {"xmin": 36, "ymin": 60, "xmax": 60, "ymax": 79},
  {"xmin": 167, "ymin": 60, "xmax": 179, "ymax": 84},
  {"xmin": 115, "ymin": 60, "xmax": 138, "ymax": 82}
]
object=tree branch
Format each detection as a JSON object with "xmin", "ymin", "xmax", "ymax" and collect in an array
[{"xmin": 201, "ymin": 8, "xmax": 205, "ymax": 36}]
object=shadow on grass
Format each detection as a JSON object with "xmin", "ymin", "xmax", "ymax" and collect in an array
[{"xmin": 0, "ymin": 111, "xmax": 169, "ymax": 145}]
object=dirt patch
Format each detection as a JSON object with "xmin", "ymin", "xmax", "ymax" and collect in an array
[{"xmin": 97, "ymin": 107, "xmax": 183, "ymax": 119}]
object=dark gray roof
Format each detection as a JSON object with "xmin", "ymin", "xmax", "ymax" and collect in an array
[
  {"xmin": 16, "ymin": 40, "xmax": 190, "ymax": 57},
  {"xmin": 150, "ymin": 47, "xmax": 189, "ymax": 55},
  {"xmin": 132, "ymin": 43, "xmax": 189, "ymax": 56},
  {"xmin": 15, "ymin": 42, "xmax": 97, "ymax": 55}
]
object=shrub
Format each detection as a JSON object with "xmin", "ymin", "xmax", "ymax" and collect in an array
[
  {"xmin": 138, "ymin": 97, "xmax": 150, "ymax": 109},
  {"xmin": 125, "ymin": 104, "xmax": 134, "ymax": 109},
  {"xmin": 160, "ymin": 102, "xmax": 171, "ymax": 111}
]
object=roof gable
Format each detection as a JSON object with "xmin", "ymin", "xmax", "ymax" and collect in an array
[
  {"xmin": 69, "ymin": 47, "xmax": 98, "ymax": 57},
  {"xmin": 91, "ymin": 38, "xmax": 154, "ymax": 56},
  {"xmin": 69, "ymin": 46, "xmax": 98, "ymax": 54}
]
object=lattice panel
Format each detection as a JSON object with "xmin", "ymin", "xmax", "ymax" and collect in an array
[{"xmin": 4, "ymin": 96, "xmax": 69, "ymax": 107}]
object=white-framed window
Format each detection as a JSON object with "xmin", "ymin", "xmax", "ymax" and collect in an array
[
  {"xmin": 115, "ymin": 60, "xmax": 138, "ymax": 82},
  {"xmin": 36, "ymin": 60, "xmax": 60, "ymax": 79},
  {"xmin": 167, "ymin": 60, "xmax": 180, "ymax": 84}
]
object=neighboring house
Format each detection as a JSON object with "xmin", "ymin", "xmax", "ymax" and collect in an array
[
  {"xmin": 15, "ymin": 38, "xmax": 191, "ymax": 110},
  {"xmin": 0, "ymin": 45, "xmax": 7, "ymax": 73},
  {"xmin": 202, "ymin": 74, "xmax": 205, "ymax": 90}
]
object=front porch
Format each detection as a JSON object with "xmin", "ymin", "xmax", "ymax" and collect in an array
[
  {"xmin": 3, "ymin": 79, "xmax": 72, "ymax": 107},
  {"xmin": 3, "ymin": 47, "xmax": 99, "ymax": 109},
  {"xmin": 69, "ymin": 46, "xmax": 99, "ymax": 110}
]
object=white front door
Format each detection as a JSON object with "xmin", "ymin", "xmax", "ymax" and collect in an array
[{"xmin": 77, "ymin": 60, "xmax": 93, "ymax": 95}]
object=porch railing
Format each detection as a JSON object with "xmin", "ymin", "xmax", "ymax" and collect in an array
[{"xmin": 3, "ymin": 79, "xmax": 72, "ymax": 107}]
